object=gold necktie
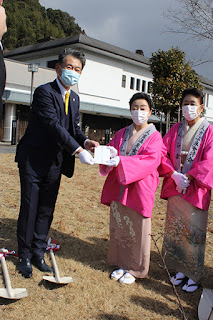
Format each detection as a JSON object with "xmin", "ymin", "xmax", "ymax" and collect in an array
[{"xmin": 65, "ymin": 91, "xmax": 70, "ymax": 115}]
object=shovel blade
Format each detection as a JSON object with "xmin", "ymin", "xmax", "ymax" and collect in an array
[
  {"xmin": 198, "ymin": 289, "xmax": 213, "ymax": 320},
  {"xmin": 0, "ymin": 288, "xmax": 28, "ymax": 299},
  {"xmin": 43, "ymin": 275, "xmax": 73, "ymax": 284}
]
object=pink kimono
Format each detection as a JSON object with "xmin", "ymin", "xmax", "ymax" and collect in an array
[
  {"xmin": 159, "ymin": 122, "xmax": 213, "ymax": 210},
  {"xmin": 100, "ymin": 127, "xmax": 163, "ymax": 218}
]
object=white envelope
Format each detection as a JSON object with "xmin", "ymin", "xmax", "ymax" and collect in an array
[{"xmin": 94, "ymin": 146, "xmax": 111, "ymax": 165}]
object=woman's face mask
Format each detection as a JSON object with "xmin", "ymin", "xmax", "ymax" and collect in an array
[
  {"xmin": 182, "ymin": 105, "xmax": 200, "ymax": 121},
  {"xmin": 130, "ymin": 110, "xmax": 149, "ymax": 125}
]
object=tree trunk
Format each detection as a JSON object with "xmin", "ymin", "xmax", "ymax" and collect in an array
[
  {"xmin": 177, "ymin": 105, "xmax": 181, "ymax": 123},
  {"xmin": 166, "ymin": 110, "xmax": 171, "ymax": 133},
  {"xmin": 160, "ymin": 112, "xmax": 163, "ymax": 135}
]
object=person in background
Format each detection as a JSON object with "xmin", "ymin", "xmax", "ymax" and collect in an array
[
  {"xmin": 0, "ymin": 0, "xmax": 7, "ymax": 130},
  {"xmin": 159, "ymin": 88, "xmax": 213, "ymax": 292},
  {"xmin": 99, "ymin": 92, "xmax": 163, "ymax": 285},
  {"xmin": 15, "ymin": 48, "xmax": 99, "ymax": 278}
]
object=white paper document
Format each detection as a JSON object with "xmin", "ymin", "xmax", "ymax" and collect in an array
[{"xmin": 94, "ymin": 146, "xmax": 111, "ymax": 165}]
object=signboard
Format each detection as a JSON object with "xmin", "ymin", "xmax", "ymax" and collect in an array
[
  {"xmin": 11, "ymin": 120, "xmax": 17, "ymax": 145},
  {"xmin": 105, "ymin": 129, "xmax": 110, "ymax": 145}
]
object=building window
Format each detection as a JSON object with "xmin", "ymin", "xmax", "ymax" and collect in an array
[
  {"xmin": 122, "ymin": 75, "xmax": 126, "ymax": 88},
  {"xmin": 148, "ymin": 81, "xmax": 152, "ymax": 93},
  {"xmin": 47, "ymin": 60, "xmax": 58, "ymax": 69},
  {"xmin": 204, "ymin": 93, "xmax": 209, "ymax": 108},
  {"xmin": 136, "ymin": 79, "xmax": 141, "ymax": 91},
  {"xmin": 130, "ymin": 77, "xmax": 135, "ymax": 90},
  {"xmin": 142, "ymin": 80, "xmax": 146, "ymax": 92}
]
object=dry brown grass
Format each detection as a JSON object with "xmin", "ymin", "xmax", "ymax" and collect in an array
[{"xmin": 0, "ymin": 154, "xmax": 212, "ymax": 320}]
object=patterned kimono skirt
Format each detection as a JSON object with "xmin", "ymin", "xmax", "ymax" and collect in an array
[
  {"xmin": 108, "ymin": 201, "xmax": 151, "ymax": 278},
  {"xmin": 162, "ymin": 195, "xmax": 208, "ymax": 282}
]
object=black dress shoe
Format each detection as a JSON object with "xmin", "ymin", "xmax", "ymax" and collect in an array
[
  {"xmin": 19, "ymin": 258, "xmax": 32, "ymax": 278},
  {"xmin": 31, "ymin": 256, "xmax": 52, "ymax": 272}
]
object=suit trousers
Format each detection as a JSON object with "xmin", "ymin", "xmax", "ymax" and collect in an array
[{"xmin": 17, "ymin": 163, "xmax": 62, "ymax": 259}]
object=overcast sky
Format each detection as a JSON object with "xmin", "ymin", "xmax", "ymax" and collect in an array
[{"xmin": 39, "ymin": 0, "xmax": 213, "ymax": 81}]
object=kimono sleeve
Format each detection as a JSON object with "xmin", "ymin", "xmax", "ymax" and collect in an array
[
  {"xmin": 117, "ymin": 132, "xmax": 163, "ymax": 185},
  {"xmin": 188, "ymin": 129, "xmax": 213, "ymax": 190},
  {"xmin": 158, "ymin": 127, "xmax": 176, "ymax": 177},
  {"xmin": 99, "ymin": 131, "xmax": 120, "ymax": 177}
]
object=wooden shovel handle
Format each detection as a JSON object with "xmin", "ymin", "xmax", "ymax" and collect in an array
[
  {"xmin": 50, "ymin": 249, "xmax": 60, "ymax": 282},
  {"xmin": 1, "ymin": 256, "xmax": 13, "ymax": 296}
]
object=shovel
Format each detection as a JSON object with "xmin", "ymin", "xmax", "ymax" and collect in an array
[
  {"xmin": 0, "ymin": 254, "xmax": 28, "ymax": 299},
  {"xmin": 43, "ymin": 239, "xmax": 73, "ymax": 284},
  {"xmin": 43, "ymin": 249, "xmax": 73, "ymax": 284},
  {"xmin": 198, "ymin": 288, "xmax": 213, "ymax": 320}
]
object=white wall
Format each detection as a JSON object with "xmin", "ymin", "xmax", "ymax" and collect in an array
[
  {"xmin": 207, "ymin": 94, "xmax": 213, "ymax": 109},
  {"xmin": 78, "ymin": 59, "xmax": 122, "ymax": 106},
  {"xmin": 205, "ymin": 92, "xmax": 213, "ymax": 122},
  {"xmin": 5, "ymin": 59, "xmax": 56, "ymax": 92},
  {"xmin": 78, "ymin": 49, "xmax": 152, "ymax": 110},
  {"xmin": 6, "ymin": 48, "xmax": 213, "ymax": 124},
  {"xmin": 26, "ymin": 49, "xmax": 153, "ymax": 111}
]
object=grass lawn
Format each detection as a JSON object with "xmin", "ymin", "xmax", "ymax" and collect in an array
[{"xmin": 0, "ymin": 154, "xmax": 212, "ymax": 320}]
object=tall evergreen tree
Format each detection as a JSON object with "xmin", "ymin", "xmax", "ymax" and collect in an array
[
  {"xmin": 150, "ymin": 47, "xmax": 203, "ymax": 132},
  {"xmin": 3, "ymin": 0, "xmax": 82, "ymax": 50}
]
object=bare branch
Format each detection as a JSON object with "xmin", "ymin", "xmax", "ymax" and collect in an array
[
  {"xmin": 164, "ymin": 0, "xmax": 213, "ymax": 42},
  {"xmin": 150, "ymin": 233, "xmax": 188, "ymax": 320},
  {"xmin": 190, "ymin": 59, "xmax": 213, "ymax": 66}
]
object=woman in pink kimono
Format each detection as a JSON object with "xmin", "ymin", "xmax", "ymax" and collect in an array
[
  {"xmin": 100, "ymin": 92, "xmax": 163, "ymax": 285},
  {"xmin": 159, "ymin": 88, "xmax": 213, "ymax": 292}
]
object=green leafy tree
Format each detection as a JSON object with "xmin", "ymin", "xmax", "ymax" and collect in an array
[
  {"xmin": 3, "ymin": 0, "xmax": 82, "ymax": 50},
  {"xmin": 150, "ymin": 47, "xmax": 203, "ymax": 132}
]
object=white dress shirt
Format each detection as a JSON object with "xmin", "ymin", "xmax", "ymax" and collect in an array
[
  {"xmin": 56, "ymin": 78, "xmax": 70, "ymax": 102},
  {"xmin": 56, "ymin": 78, "xmax": 85, "ymax": 154}
]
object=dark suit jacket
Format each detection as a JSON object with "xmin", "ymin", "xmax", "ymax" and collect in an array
[
  {"xmin": 0, "ymin": 47, "xmax": 6, "ymax": 128},
  {"xmin": 15, "ymin": 80, "xmax": 87, "ymax": 178}
]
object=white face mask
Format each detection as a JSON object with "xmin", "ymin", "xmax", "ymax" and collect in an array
[
  {"xmin": 182, "ymin": 105, "xmax": 200, "ymax": 121},
  {"xmin": 131, "ymin": 110, "xmax": 149, "ymax": 125}
]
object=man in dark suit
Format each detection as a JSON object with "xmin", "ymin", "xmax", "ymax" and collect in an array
[
  {"xmin": 0, "ymin": 3, "xmax": 7, "ymax": 130},
  {"xmin": 15, "ymin": 48, "xmax": 99, "ymax": 278}
]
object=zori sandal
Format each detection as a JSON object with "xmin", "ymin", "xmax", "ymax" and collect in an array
[
  {"xmin": 182, "ymin": 279, "xmax": 199, "ymax": 293},
  {"xmin": 110, "ymin": 269, "xmax": 125, "ymax": 281},
  {"xmin": 119, "ymin": 272, "xmax": 136, "ymax": 285},
  {"xmin": 171, "ymin": 272, "xmax": 186, "ymax": 286}
]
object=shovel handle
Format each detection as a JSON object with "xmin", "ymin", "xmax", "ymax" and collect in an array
[
  {"xmin": 1, "ymin": 256, "xmax": 13, "ymax": 297},
  {"xmin": 50, "ymin": 249, "xmax": 60, "ymax": 282},
  {"xmin": 208, "ymin": 309, "xmax": 213, "ymax": 320}
]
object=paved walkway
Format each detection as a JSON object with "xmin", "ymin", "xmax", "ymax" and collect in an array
[{"xmin": 0, "ymin": 142, "xmax": 16, "ymax": 153}]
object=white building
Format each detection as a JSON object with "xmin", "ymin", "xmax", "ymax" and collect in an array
[
  {"xmin": 2, "ymin": 59, "xmax": 56, "ymax": 142},
  {"xmin": 3, "ymin": 34, "xmax": 213, "ymax": 143}
]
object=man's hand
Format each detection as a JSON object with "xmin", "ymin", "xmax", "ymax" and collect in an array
[
  {"xmin": 78, "ymin": 149, "xmax": 95, "ymax": 165},
  {"xmin": 85, "ymin": 139, "xmax": 99, "ymax": 153}
]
